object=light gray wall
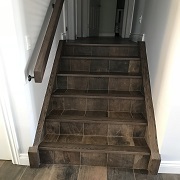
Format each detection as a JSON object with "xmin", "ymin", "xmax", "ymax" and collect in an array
[
  {"xmin": 140, "ymin": 0, "xmax": 180, "ymax": 173},
  {"xmin": 99, "ymin": 0, "xmax": 117, "ymax": 36}
]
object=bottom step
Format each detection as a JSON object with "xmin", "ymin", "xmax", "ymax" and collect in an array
[{"xmin": 39, "ymin": 134, "xmax": 150, "ymax": 170}]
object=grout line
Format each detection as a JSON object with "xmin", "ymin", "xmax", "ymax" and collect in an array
[
  {"xmin": 133, "ymin": 169, "xmax": 137, "ymax": 180},
  {"xmin": 18, "ymin": 166, "xmax": 28, "ymax": 180}
]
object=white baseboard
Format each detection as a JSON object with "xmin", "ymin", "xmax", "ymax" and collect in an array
[
  {"xmin": 99, "ymin": 33, "xmax": 115, "ymax": 37},
  {"xmin": 159, "ymin": 161, "xmax": 180, "ymax": 174},
  {"xmin": 19, "ymin": 153, "xmax": 30, "ymax": 166}
]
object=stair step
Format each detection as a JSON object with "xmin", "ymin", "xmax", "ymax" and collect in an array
[
  {"xmin": 61, "ymin": 56, "xmax": 140, "ymax": 61},
  {"xmin": 63, "ymin": 44, "xmax": 139, "ymax": 57},
  {"xmin": 52, "ymin": 89, "xmax": 144, "ymax": 100},
  {"xmin": 46, "ymin": 110, "xmax": 147, "ymax": 125},
  {"xmin": 58, "ymin": 72, "xmax": 142, "ymax": 78},
  {"xmin": 39, "ymin": 135, "xmax": 150, "ymax": 168}
]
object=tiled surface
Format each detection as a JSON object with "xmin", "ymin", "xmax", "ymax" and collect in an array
[
  {"xmin": 63, "ymin": 45, "xmax": 139, "ymax": 57},
  {"xmin": 1, "ymin": 161, "xmax": 179, "ymax": 180}
]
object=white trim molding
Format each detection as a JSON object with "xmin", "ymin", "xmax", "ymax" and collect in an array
[{"xmin": 159, "ymin": 161, "xmax": 180, "ymax": 174}]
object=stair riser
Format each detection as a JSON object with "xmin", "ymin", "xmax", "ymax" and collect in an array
[
  {"xmin": 45, "ymin": 120, "xmax": 146, "ymax": 136},
  {"xmin": 56, "ymin": 76, "xmax": 142, "ymax": 91},
  {"xmin": 51, "ymin": 97, "xmax": 145, "ymax": 113},
  {"xmin": 63, "ymin": 45, "xmax": 139, "ymax": 57},
  {"xmin": 59, "ymin": 59, "xmax": 141, "ymax": 73},
  {"xmin": 39, "ymin": 150, "xmax": 149, "ymax": 169}
]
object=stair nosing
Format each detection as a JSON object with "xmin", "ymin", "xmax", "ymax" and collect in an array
[
  {"xmin": 61, "ymin": 56, "xmax": 140, "ymax": 61},
  {"xmin": 65, "ymin": 43, "xmax": 138, "ymax": 47},
  {"xmin": 46, "ymin": 116, "xmax": 147, "ymax": 125},
  {"xmin": 57, "ymin": 72, "xmax": 142, "ymax": 78},
  {"xmin": 39, "ymin": 142, "xmax": 150, "ymax": 155},
  {"xmin": 52, "ymin": 92, "xmax": 144, "ymax": 100}
]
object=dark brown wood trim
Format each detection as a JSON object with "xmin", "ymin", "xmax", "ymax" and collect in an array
[
  {"xmin": 34, "ymin": 0, "xmax": 64, "ymax": 83},
  {"xmin": 139, "ymin": 42, "xmax": 161, "ymax": 175},
  {"xmin": 28, "ymin": 41, "xmax": 64, "ymax": 167}
]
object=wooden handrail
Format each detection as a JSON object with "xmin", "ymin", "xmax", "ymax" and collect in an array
[{"xmin": 34, "ymin": 0, "xmax": 64, "ymax": 83}]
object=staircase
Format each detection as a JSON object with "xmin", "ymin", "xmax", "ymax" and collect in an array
[{"xmin": 29, "ymin": 40, "xmax": 160, "ymax": 174}]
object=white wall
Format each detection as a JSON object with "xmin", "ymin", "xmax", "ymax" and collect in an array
[
  {"xmin": 0, "ymin": 0, "xmax": 64, "ymax": 164},
  {"xmin": 139, "ymin": 0, "xmax": 180, "ymax": 173},
  {"xmin": 99, "ymin": 0, "xmax": 117, "ymax": 36}
]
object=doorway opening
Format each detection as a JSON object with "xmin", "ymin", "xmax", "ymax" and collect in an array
[{"xmin": 72, "ymin": 0, "xmax": 135, "ymax": 39}]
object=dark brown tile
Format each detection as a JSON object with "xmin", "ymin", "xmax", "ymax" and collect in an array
[
  {"xmin": 108, "ymin": 125, "xmax": 133, "ymax": 137},
  {"xmin": 0, "ymin": 161, "xmax": 26, "ymax": 180},
  {"xmin": 64, "ymin": 97, "xmax": 86, "ymax": 111},
  {"xmin": 108, "ymin": 136, "xmax": 134, "ymax": 146},
  {"xmin": 60, "ymin": 123, "xmax": 83, "ymax": 135},
  {"xmin": 39, "ymin": 150, "xmax": 54, "ymax": 164},
  {"xmin": 129, "ymin": 61, "xmax": 140, "ymax": 73},
  {"xmin": 81, "ymin": 152, "xmax": 107, "ymax": 166},
  {"xmin": 54, "ymin": 151, "xmax": 80, "ymax": 165},
  {"xmin": 68, "ymin": 77, "xmax": 88, "ymax": 90},
  {"xmin": 133, "ymin": 138, "xmax": 148, "ymax": 146},
  {"xmin": 134, "ymin": 170, "xmax": 162, "ymax": 180},
  {"xmin": 63, "ymin": 110, "xmax": 85, "ymax": 116},
  {"xmin": 90, "ymin": 59, "xmax": 109, "ymax": 72},
  {"xmin": 59, "ymin": 59, "xmax": 70, "ymax": 71},
  {"xmin": 82, "ymin": 136, "xmax": 107, "ymax": 145},
  {"xmin": 109, "ymin": 46, "xmax": 138, "ymax": 57},
  {"xmin": 52, "ymin": 97, "xmax": 64, "ymax": 110},
  {"xmin": 63, "ymin": 46, "xmax": 74, "ymax": 56},
  {"xmin": 88, "ymin": 77, "xmax": 108, "ymax": 90},
  {"xmin": 43, "ymin": 134, "xmax": 59, "ymax": 142},
  {"xmin": 130, "ymin": 79, "xmax": 142, "ymax": 91},
  {"xmin": 86, "ymin": 111, "xmax": 108, "ymax": 117},
  {"xmin": 134, "ymin": 155, "xmax": 150, "ymax": 169},
  {"xmin": 20, "ymin": 164, "xmax": 53, "ymax": 180},
  {"xmin": 46, "ymin": 122, "xmax": 60, "ymax": 134},
  {"xmin": 74, "ymin": 46, "xmax": 92, "ymax": 56},
  {"xmin": 92, "ymin": 46, "xmax": 109, "ymax": 56},
  {"xmin": 49, "ymin": 165, "xmax": 79, "ymax": 180},
  {"xmin": 71, "ymin": 60, "xmax": 90, "ymax": 72},
  {"xmin": 131, "ymin": 100, "xmax": 145, "ymax": 113},
  {"xmin": 108, "ymin": 168, "xmax": 134, "ymax": 180},
  {"xmin": 108, "ymin": 112, "xmax": 132, "ymax": 119},
  {"xmin": 133, "ymin": 126, "xmax": 146, "ymax": 137},
  {"xmin": 77, "ymin": 166, "xmax": 107, "ymax": 180},
  {"xmin": 109, "ymin": 99, "xmax": 131, "ymax": 112},
  {"xmin": 132, "ymin": 113, "xmax": 145, "ymax": 119},
  {"xmin": 57, "ymin": 135, "xmax": 83, "ymax": 144},
  {"xmin": 87, "ymin": 98, "xmax": 108, "ymax": 111},
  {"xmin": 57, "ymin": 76, "xmax": 67, "ymax": 89},
  {"xmin": 108, "ymin": 154, "xmax": 134, "ymax": 168},
  {"xmin": 84, "ymin": 123, "xmax": 108, "ymax": 136},
  {"xmin": 109, "ymin": 78, "xmax": 130, "ymax": 91},
  {"xmin": 110, "ymin": 60, "xmax": 129, "ymax": 73},
  {"xmin": 88, "ymin": 90, "xmax": 108, "ymax": 94}
]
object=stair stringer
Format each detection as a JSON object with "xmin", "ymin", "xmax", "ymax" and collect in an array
[{"xmin": 139, "ymin": 42, "xmax": 161, "ymax": 175}]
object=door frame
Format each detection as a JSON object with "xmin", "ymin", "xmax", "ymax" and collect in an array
[
  {"xmin": 0, "ymin": 62, "xmax": 20, "ymax": 164},
  {"xmin": 122, "ymin": 0, "xmax": 135, "ymax": 38}
]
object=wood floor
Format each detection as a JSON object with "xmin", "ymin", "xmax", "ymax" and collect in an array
[{"xmin": 0, "ymin": 161, "xmax": 179, "ymax": 180}]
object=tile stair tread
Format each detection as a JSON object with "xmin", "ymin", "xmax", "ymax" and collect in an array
[
  {"xmin": 52, "ymin": 89, "xmax": 144, "ymax": 99},
  {"xmin": 61, "ymin": 56, "xmax": 140, "ymax": 60},
  {"xmin": 39, "ymin": 141, "xmax": 150, "ymax": 155},
  {"xmin": 46, "ymin": 110, "xmax": 147, "ymax": 125},
  {"xmin": 57, "ymin": 71, "xmax": 142, "ymax": 78}
]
